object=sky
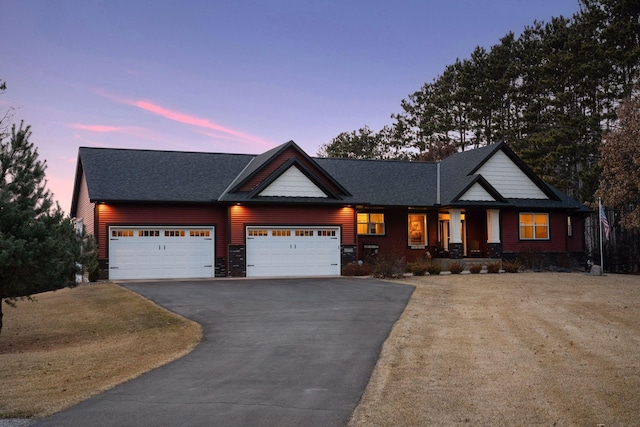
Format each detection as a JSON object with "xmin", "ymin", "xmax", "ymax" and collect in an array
[{"xmin": 1, "ymin": 0, "xmax": 581, "ymax": 214}]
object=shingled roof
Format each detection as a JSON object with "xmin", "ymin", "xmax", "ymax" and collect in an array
[
  {"xmin": 71, "ymin": 147, "xmax": 253, "ymax": 211},
  {"xmin": 71, "ymin": 142, "xmax": 589, "ymax": 215}
]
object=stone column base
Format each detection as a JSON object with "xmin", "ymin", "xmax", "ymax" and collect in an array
[
  {"xmin": 487, "ymin": 242, "xmax": 503, "ymax": 259},
  {"xmin": 449, "ymin": 242, "xmax": 463, "ymax": 259}
]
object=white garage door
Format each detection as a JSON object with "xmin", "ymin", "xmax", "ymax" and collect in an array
[
  {"xmin": 109, "ymin": 227, "xmax": 214, "ymax": 280},
  {"xmin": 246, "ymin": 227, "xmax": 340, "ymax": 277}
]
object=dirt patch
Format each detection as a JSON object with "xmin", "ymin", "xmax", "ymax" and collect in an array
[
  {"xmin": 349, "ymin": 273, "xmax": 640, "ymax": 426},
  {"xmin": 0, "ymin": 283, "xmax": 202, "ymax": 419}
]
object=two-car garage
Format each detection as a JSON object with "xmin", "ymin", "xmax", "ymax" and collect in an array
[
  {"xmin": 109, "ymin": 227, "xmax": 215, "ymax": 280},
  {"xmin": 245, "ymin": 227, "xmax": 341, "ymax": 277},
  {"xmin": 108, "ymin": 225, "xmax": 341, "ymax": 280}
]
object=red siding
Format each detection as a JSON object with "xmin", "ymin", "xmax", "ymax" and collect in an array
[
  {"xmin": 238, "ymin": 147, "xmax": 344, "ymax": 195},
  {"xmin": 358, "ymin": 208, "xmax": 431, "ymax": 264},
  {"xmin": 96, "ymin": 204, "xmax": 227, "ymax": 259},
  {"xmin": 229, "ymin": 204, "xmax": 355, "ymax": 245},
  {"xmin": 502, "ymin": 210, "xmax": 569, "ymax": 252},
  {"xmin": 568, "ymin": 214, "xmax": 585, "ymax": 253}
]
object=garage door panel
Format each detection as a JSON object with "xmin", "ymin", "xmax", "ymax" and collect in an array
[
  {"xmin": 246, "ymin": 227, "xmax": 340, "ymax": 277},
  {"xmin": 109, "ymin": 227, "xmax": 214, "ymax": 280}
]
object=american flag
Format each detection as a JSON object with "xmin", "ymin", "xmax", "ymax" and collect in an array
[{"xmin": 599, "ymin": 203, "xmax": 610, "ymax": 240}]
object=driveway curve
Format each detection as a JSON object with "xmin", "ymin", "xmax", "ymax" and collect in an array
[{"xmin": 34, "ymin": 278, "xmax": 413, "ymax": 427}]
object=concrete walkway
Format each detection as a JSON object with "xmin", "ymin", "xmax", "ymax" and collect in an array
[{"xmin": 33, "ymin": 278, "xmax": 413, "ymax": 427}]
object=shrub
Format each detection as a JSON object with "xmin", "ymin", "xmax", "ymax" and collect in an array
[
  {"xmin": 486, "ymin": 261, "xmax": 501, "ymax": 273},
  {"xmin": 89, "ymin": 265, "xmax": 101, "ymax": 282},
  {"xmin": 469, "ymin": 263, "xmax": 482, "ymax": 274},
  {"xmin": 427, "ymin": 263, "xmax": 441, "ymax": 275},
  {"xmin": 407, "ymin": 262, "xmax": 429, "ymax": 276},
  {"xmin": 371, "ymin": 249, "xmax": 407, "ymax": 279},
  {"xmin": 448, "ymin": 261, "xmax": 465, "ymax": 274},
  {"xmin": 520, "ymin": 247, "xmax": 543, "ymax": 270},
  {"xmin": 342, "ymin": 262, "xmax": 372, "ymax": 276},
  {"xmin": 554, "ymin": 253, "xmax": 571, "ymax": 269},
  {"xmin": 502, "ymin": 259, "xmax": 522, "ymax": 273}
]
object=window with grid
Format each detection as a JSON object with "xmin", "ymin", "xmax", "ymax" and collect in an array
[
  {"xmin": 357, "ymin": 213, "xmax": 385, "ymax": 235},
  {"xmin": 519, "ymin": 213, "xmax": 549, "ymax": 240}
]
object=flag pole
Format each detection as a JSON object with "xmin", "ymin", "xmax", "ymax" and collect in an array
[{"xmin": 599, "ymin": 197, "xmax": 604, "ymax": 275}]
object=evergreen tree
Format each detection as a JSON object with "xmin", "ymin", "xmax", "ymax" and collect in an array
[{"xmin": 0, "ymin": 122, "xmax": 92, "ymax": 334}]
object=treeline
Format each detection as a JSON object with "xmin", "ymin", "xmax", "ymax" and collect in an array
[{"xmin": 318, "ymin": 0, "xmax": 640, "ymax": 204}]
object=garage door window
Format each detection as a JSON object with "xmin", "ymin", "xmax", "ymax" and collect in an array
[
  {"xmin": 248, "ymin": 229, "xmax": 268, "ymax": 237},
  {"xmin": 165, "ymin": 230, "xmax": 186, "ymax": 237},
  {"xmin": 112, "ymin": 229, "xmax": 135, "ymax": 237},
  {"xmin": 138, "ymin": 230, "xmax": 160, "ymax": 237},
  {"xmin": 190, "ymin": 230, "xmax": 211, "ymax": 237},
  {"xmin": 318, "ymin": 230, "xmax": 336, "ymax": 237},
  {"xmin": 295, "ymin": 230, "xmax": 314, "ymax": 237},
  {"xmin": 272, "ymin": 230, "xmax": 291, "ymax": 237}
]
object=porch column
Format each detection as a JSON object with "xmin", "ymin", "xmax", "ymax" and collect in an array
[
  {"xmin": 449, "ymin": 209, "xmax": 463, "ymax": 259},
  {"xmin": 486, "ymin": 209, "xmax": 503, "ymax": 258}
]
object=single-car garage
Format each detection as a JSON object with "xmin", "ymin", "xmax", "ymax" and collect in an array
[
  {"xmin": 246, "ymin": 226, "xmax": 341, "ymax": 277},
  {"xmin": 109, "ymin": 227, "xmax": 215, "ymax": 280}
]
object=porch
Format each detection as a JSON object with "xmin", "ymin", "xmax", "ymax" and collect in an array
[{"xmin": 433, "ymin": 208, "xmax": 502, "ymax": 259}]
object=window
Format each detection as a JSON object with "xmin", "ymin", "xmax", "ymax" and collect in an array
[
  {"xmin": 519, "ymin": 213, "xmax": 549, "ymax": 240},
  {"xmin": 112, "ymin": 229, "xmax": 134, "ymax": 237},
  {"xmin": 165, "ymin": 230, "xmax": 185, "ymax": 237},
  {"xmin": 190, "ymin": 230, "xmax": 211, "ymax": 237},
  {"xmin": 138, "ymin": 230, "xmax": 160, "ymax": 237},
  {"xmin": 272, "ymin": 229, "xmax": 291, "ymax": 237},
  {"xmin": 357, "ymin": 213, "xmax": 385, "ymax": 235},
  {"xmin": 295, "ymin": 230, "xmax": 314, "ymax": 237},
  {"xmin": 408, "ymin": 214, "xmax": 427, "ymax": 246},
  {"xmin": 317, "ymin": 229, "xmax": 336, "ymax": 237},
  {"xmin": 248, "ymin": 229, "xmax": 268, "ymax": 237},
  {"xmin": 567, "ymin": 215, "xmax": 573, "ymax": 237}
]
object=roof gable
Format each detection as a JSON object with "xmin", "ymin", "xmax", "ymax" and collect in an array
[
  {"xmin": 257, "ymin": 165, "xmax": 328, "ymax": 198},
  {"xmin": 441, "ymin": 143, "xmax": 559, "ymax": 202},
  {"xmin": 228, "ymin": 141, "xmax": 350, "ymax": 198},
  {"xmin": 458, "ymin": 182, "xmax": 496, "ymax": 202},
  {"xmin": 475, "ymin": 149, "xmax": 549, "ymax": 199}
]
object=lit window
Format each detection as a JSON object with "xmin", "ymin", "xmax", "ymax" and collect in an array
[
  {"xmin": 519, "ymin": 213, "xmax": 549, "ymax": 240},
  {"xmin": 295, "ymin": 230, "xmax": 314, "ymax": 237},
  {"xmin": 190, "ymin": 230, "xmax": 211, "ymax": 237},
  {"xmin": 248, "ymin": 229, "xmax": 268, "ymax": 237},
  {"xmin": 164, "ymin": 230, "xmax": 185, "ymax": 237},
  {"xmin": 112, "ymin": 229, "xmax": 134, "ymax": 237},
  {"xmin": 408, "ymin": 214, "xmax": 427, "ymax": 246},
  {"xmin": 272, "ymin": 230, "xmax": 291, "ymax": 237},
  {"xmin": 138, "ymin": 230, "xmax": 160, "ymax": 237},
  {"xmin": 357, "ymin": 213, "xmax": 385, "ymax": 235}
]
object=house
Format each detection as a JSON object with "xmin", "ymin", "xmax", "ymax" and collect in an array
[{"xmin": 70, "ymin": 141, "xmax": 589, "ymax": 280}]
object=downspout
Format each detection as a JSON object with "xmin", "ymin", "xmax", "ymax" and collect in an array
[{"xmin": 436, "ymin": 162, "xmax": 441, "ymax": 205}]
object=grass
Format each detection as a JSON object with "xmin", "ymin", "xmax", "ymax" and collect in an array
[
  {"xmin": 349, "ymin": 273, "xmax": 640, "ymax": 426},
  {"xmin": 0, "ymin": 283, "xmax": 202, "ymax": 419}
]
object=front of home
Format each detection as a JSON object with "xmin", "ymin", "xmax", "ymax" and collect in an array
[{"xmin": 70, "ymin": 141, "xmax": 589, "ymax": 280}]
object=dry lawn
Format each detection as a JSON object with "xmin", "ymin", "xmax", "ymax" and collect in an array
[
  {"xmin": 350, "ymin": 273, "xmax": 640, "ymax": 426},
  {"xmin": 0, "ymin": 283, "xmax": 202, "ymax": 419}
]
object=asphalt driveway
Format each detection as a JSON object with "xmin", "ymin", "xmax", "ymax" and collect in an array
[{"xmin": 33, "ymin": 278, "xmax": 413, "ymax": 427}]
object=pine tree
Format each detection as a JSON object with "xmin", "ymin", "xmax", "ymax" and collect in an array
[{"xmin": 0, "ymin": 122, "xmax": 89, "ymax": 334}]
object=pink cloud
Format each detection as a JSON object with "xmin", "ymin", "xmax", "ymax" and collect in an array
[
  {"xmin": 94, "ymin": 88, "xmax": 272, "ymax": 148},
  {"xmin": 70, "ymin": 124, "xmax": 124, "ymax": 132}
]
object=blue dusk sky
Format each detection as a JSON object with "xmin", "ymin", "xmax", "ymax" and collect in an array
[{"xmin": 1, "ymin": 0, "xmax": 581, "ymax": 214}]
